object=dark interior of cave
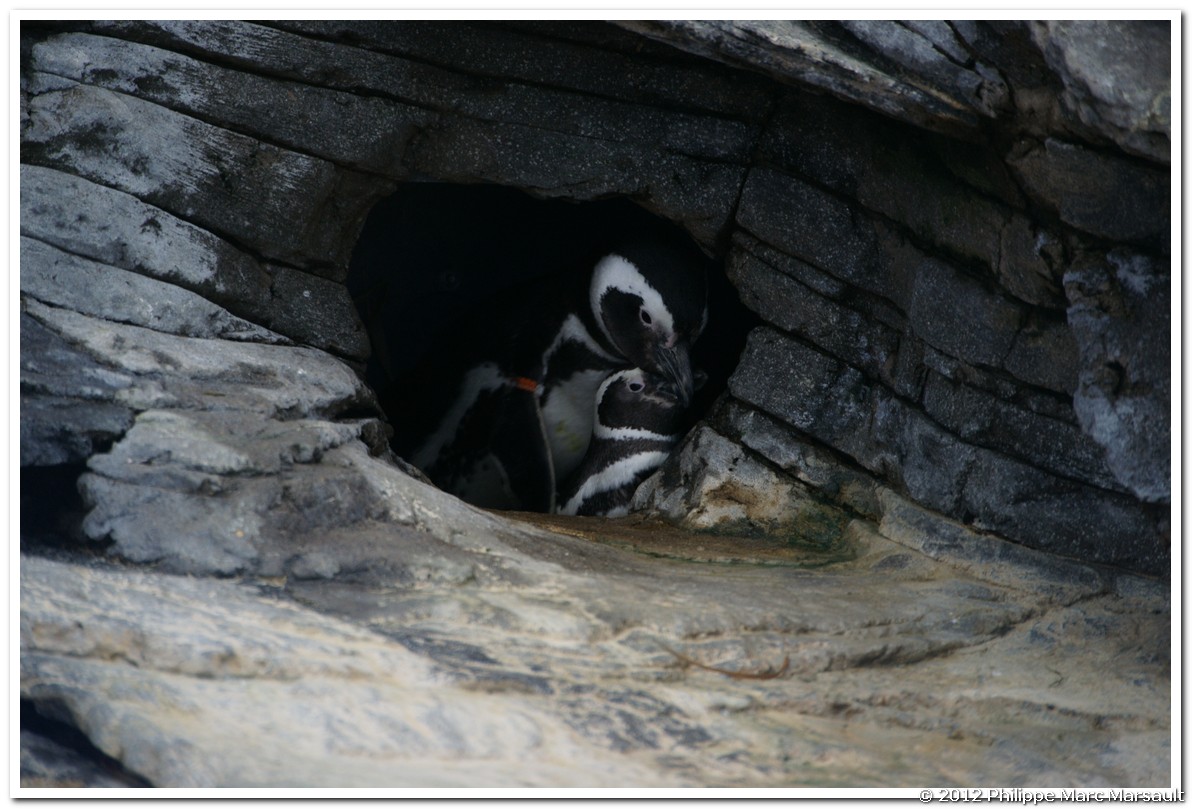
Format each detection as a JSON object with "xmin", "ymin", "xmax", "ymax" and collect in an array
[
  {"xmin": 347, "ymin": 182, "xmax": 758, "ymax": 507},
  {"xmin": 21, "ymin": 699, "xmax": 152, "ymax": 787},
  {"xmin": 20, "ymin": 464, "xmax": 94, "ymax": 553}
]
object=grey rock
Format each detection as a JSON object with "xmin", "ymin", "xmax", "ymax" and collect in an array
[
  {"xmin": 24, "ymin": 300, "xmax": 370, "ymax": 419},
  {"xmin": 31, "ymin": 30, "xmax": 430, "ymax": 177},
  {"xmin": 1029, "ymin": 21, "xmax": 1171, "ymax": 163},
  {"xmin": 730, "ymin": 231, "xmax": 847, "ymax": 301},
  {"xmin": 20, "ymin": 310, "xmax": 133, "ymax": 403},
  {"xmin": 726, "ymin": 243, "xmax": 898, "ymax": 386},
  {"xmin": 1065, "ymin": 249, "xmax": 1170, "ymax": 502},
  {"xmin": 20, "ymin": 164, "xmax": 268, "ymax": 299},
  {"xmin": 265, "ymin": 265, "xmax": 370, "ymax": 361},
  {"xmin": 737, "ymin": 168, "xmax": 891, "ymax": 302},
  {"xmin": 899, "ymin": 21, "xmax": 972, "ymax": 65},
  {"xmin": 21, "ymin": 237, "xmax": 284, "ymax": 343},
  {"xmin": 404, "ymin": 115, "xmax": 746, "ymax": 249},
  {"xmin": 633, "ymin": 425, "xmax": 850, "ymax": 547},
  {"xmin": 17, "ymin": 19, "xmax": 1172, "ymax": 789},
  {"xmin": 75, "ymin": 406, "xmax": 511, "ymax": 578},
  {"xmin": 618, "ymin": 20, "xmax": 1004, "ymax": 136},
  {"xmin": 20, "ymin": 165, "xmax": 368, "ymax": 358},
  {"xmin": 1001, "ymin": 310, "xmax": 1080, "ymax": 394},
  {"xmin": 907, "ymin": 257, "xmax": 1023, "ymax": 371},
  {"xmin": 21, "ymin": 394, "xmax": 133, "ymax": 467},
  {"xmin": 920, "ymin": 343, "xmax": 1079, "ymax": 425},
  {"xmin": 951, "ymin": 21, "xmax": 1170, "ymax": 164},
  {"xmin": 20, "ymin": 310, "xmax": 138, "ymax": 467},
  {"xmin": 759, "ymin": 91, "xmax": 1065, "ymax": 311},
  {"xmin": 271, "ymin": 23, "xmax": 762, "ymax": 164},
  {"xmin": 1007, "ymin": 138, "xmax": 1169, "ymax": 249},
  {"xmin": 717, "ymin": 399, "xmax": 883, "ymax": 520},
  {"xmin": 995, "ymin": 214, "xmax": 1067, "ymax": 310},
  {"xmin": 737, "ymin": 170, "xmax": 1055, "ymax": 390},
  {"xmin": 20, "ymin": 729, "xmax": 143, "ymax": 788},
  {"xmin": 107, "ymin": 20, "xmax": 772, "ymax": 121},
  {"xmin": 728, "ymin": 328, "xmax": 874, "ymax": 461},
  {"xmin": 21, "ymin": 511, "xmax": 1169, "ymax": 786},
  {"xmin": 71, "ymin": 21, "xmax": 757, "ymax": 249},
  {"xmin": 875, "ymin": 488, "xmax": 1107, "ymax": 603},
  {"xmin": 960, "ymin": 451, "xmax": 1166, "ymax": 573},
  {"xmin": 921, "ymin": 370, "xmax": 1118, "ymax": 491},
  {"xmin": 729, "ymin": 328, "xmax": 1166, "ymax": 574},
  {"xmin": 22, "ymin": 76, "xmax": 383, "ymax": 273}
]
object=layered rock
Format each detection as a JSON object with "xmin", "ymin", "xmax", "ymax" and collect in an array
[{"xmin": 19, "ymin": 20, "xmax": 1171, "ymax": 787}]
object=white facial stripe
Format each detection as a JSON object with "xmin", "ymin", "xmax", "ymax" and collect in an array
[
  {"xmin": 560, "ymin": 450, "xmax": 672, "ymax": 515},
  {"xmin": 590, "ymin": 254, "xmax": 675, "ymax": 347},
  {"xmin": 593, "ymin": 424, "xmax": 679, "ymax": 442},
  {"xmin": 596, "ymin": 368, "xmax": 637, "ymax": 401},
  {"xmin": 593, "ymin": 369, "xmax": 678, "ymax": 440}
]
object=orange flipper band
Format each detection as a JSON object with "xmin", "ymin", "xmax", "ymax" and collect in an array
[{"xmin": 511, "ymin": 376, "xmax": 540, "ymax": 393}]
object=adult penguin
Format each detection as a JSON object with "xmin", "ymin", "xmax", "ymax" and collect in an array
[{"xmin": 396, "ymin": 238, "xmax": 708, "ymax": 512}]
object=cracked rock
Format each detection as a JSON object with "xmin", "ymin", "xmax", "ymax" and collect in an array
[{"xmin": 19, "ymin": 20, "xmax": 1170, "ymax": 788}]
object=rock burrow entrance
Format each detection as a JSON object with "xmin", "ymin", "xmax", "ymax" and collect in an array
[
  {"xmin": 346, "ymin": 182, "xmax": 757, "ymax": 507},
  {"xmin": 19, "ymin": 20, "xmax": 1171, "ymax": 788}
]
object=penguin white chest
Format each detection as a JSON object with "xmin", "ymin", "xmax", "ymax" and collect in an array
[{"xmin": 541, "ymin": 369, "xmax": 610, "ymax": 482}]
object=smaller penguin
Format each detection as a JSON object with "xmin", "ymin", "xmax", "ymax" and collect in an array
[{"xmin": 557, "ymin": 368, "xmax": 687, "ymax": 518}]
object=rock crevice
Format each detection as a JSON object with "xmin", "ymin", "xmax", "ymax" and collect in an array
[{"xmin": 19, "ymin": 20, "xmax": 1170, "ymax": 787}]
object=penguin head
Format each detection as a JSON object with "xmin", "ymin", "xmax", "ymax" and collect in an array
[
  {"xmin": 588, "ymin": 242, "xmax": 708, "ymax": 406},
  {"xmin": 594, "ymin": 368, "xmax": 688, "ymax": 437}
]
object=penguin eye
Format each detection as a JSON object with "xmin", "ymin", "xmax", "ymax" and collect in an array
[
  {"xmin": 628, "ymin": 380, "xmax": 645, "ymax": 393},
  {"xmin": 639, "ymin": 307, "xmax": 652, "ymax": 326}
]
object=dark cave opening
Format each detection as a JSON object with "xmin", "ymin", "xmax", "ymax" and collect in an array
[
  {"xmin": 19, "ymin": 463, "xmax": 102, "ymax": 556},
  {"xmin": 347, "ymin": 183, "xmax": 758, "ymax": 512},
  {"xmin": 21, "ymin": 699, "xmax": 151, "ymax": 787}
]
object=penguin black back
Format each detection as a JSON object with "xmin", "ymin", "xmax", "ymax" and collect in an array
[{"xmin": 557, "ymin": 368, "xmax": 687, "ymax": 517}]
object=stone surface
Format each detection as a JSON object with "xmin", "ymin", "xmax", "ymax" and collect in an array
[
  {"xmin": 21, "ymin": 394, "xmax": 133, "ymax": 468},
  {"xmin": 20, "ymin": 165, "xmax": 370, "ymax": 360},
  {"xmin": 20, "ymin": 236, "xmax": 284, "ymax": 344},
  {"xmin": 618, "ymin": 20, "xmax": 1007, "ymax": 137},
  {"xmin": 1065, "ymin": 250, "xmax": 1171, "ymax": 503},
  {"xmin": 76, "ymin": 19, "xmax": 764, "ymax": 250},
  {"xmin": 950, "ymin": 21, "xmax": 1170, "ymax": 165},
  {"xmin": 633, "ymin": 425, "xmax": 851, "ymax": 548},
  {"xmin": 21, "ymin": 514, "xmax": 1169, "ymax": 787},
  {"xmin": 20, "ymin": 728, "xmax": 146, "ymax": 788},
  {"xmin": 1028, "ymin": 21, "xmax": 1171, "ymax": 163},
  {"xmin": 728, "ymin": 328, "xmax": 1166, "ymax": 574},
  {"xmin": 21, "ymin": 74, "xmax": 383, "ymax": 275},
  {"xmin": 757, "ymin": 89, "xmax": 1063, "ymax": 310},
  {"xmin": 21, "ymin": 310, "xmax": 137, "ymax": 468},
  {"xmin": 31, "ymin": 30, "xmax": 430, "ymax": 177},
  {"xmin": 1007, "ymin": 138, "xmax": 1170, "ymax": 250},
  {"xmin": 19, "ymin": 19, "xmax": 1171, "ymax": 790}
]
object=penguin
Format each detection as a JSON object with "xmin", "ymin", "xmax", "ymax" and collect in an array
[
  {"xmin": 557, "ymin": 368, "xmax": 687, "ymax": 517},
  {"xmin": 397, "ymin": 239, "xmax": 708, "ymax": 512}
]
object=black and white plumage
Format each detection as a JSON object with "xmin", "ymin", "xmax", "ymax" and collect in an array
[
  {"xmin": 557, "ymin": 368, "xmax": 686, "ymax": 517},
  {"xmin": 398, "ymin": 240, "xmax": 708, "ymax": 513}
]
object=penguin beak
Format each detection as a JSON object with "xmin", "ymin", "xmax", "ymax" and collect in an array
[{"xmin": 653, "ymin": 341, "xmax": 694, "ymax": 407}]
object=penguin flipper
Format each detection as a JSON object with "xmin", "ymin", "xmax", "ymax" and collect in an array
[{"xmin": 488, "ymin": 386, "xmax": 556, "ymax": 513}]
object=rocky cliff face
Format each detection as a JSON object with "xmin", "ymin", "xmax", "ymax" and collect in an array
[{"xmin": 20, "ymin": 20, "xmax": 1170, "ymax": 788}]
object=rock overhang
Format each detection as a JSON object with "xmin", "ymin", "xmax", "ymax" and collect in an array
[{"xmin": 18, "ymin": 19, "xmax": 1172, "ymax": 788}]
